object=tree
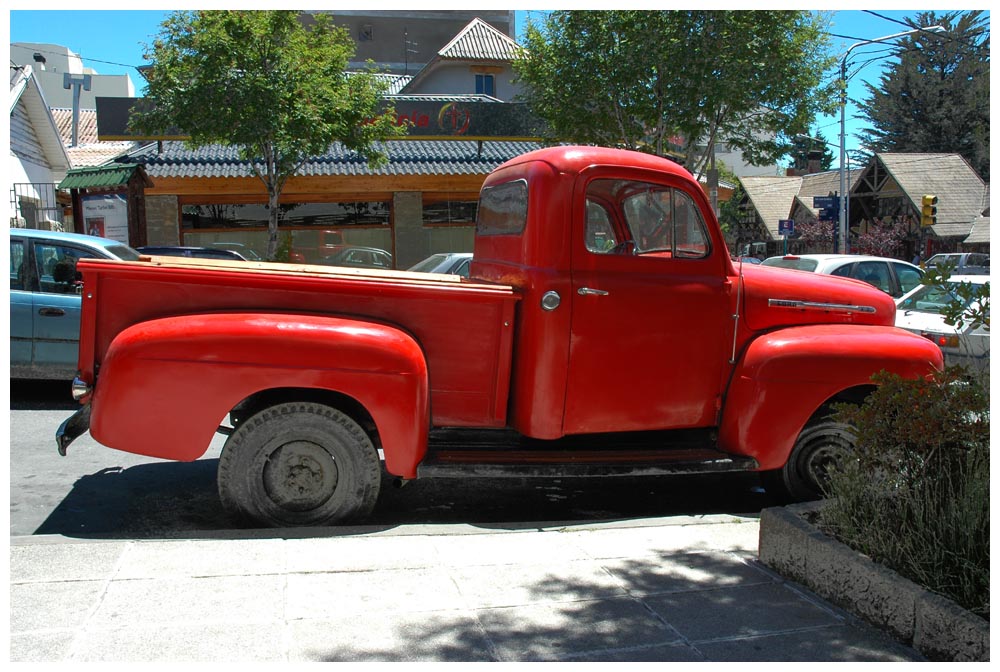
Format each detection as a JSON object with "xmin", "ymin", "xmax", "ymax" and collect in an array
[
  {"xmin": 789, "ymin": 132, "xmax": 835, "ymax": 173},
  {"xmin": 852, "ymin": 218, "xmax": 908, "ymax": 257},
  {"xmin": 132, "ymin": 11, "xmax": 405, "ymax": 259},
  {"xmin": 514, "ymin": 11, "xmax": 838, "ymax": 180},
  {"xmin": 793, "ymin": 219, "xmax": 835, "ymax": 253},
  {"xmin": 857, "ymin": 11, "xmax": 989, "ymax": 181}
]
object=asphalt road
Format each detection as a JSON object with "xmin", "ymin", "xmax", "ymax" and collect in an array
[{"xmin": 10, "ymin": 380, "xmax": 774, "ymax": 539}]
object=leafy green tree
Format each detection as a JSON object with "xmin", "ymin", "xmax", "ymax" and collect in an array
[
  {"xmin": 515, "ymin": 10, "xmax": 838, "ymax": 180},
  {"xmin": 132, "ymin": 11, "xmax": 405, "ymax": 259},
  {"xmin": 857, "ymin": 11, "xmax": 989, "ymax": 181}
]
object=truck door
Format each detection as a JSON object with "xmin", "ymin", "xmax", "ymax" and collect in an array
[{"xmin": 563, "ymin": 175, "xmax": 733, "ymax": 435}]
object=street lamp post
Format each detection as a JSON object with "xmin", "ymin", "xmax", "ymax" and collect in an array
[{"xmin": 838, "ymin": 26, "xmax": 945, "ymax": 253}]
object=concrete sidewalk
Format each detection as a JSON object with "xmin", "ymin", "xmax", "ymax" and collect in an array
[{"xmin": 10, "ymin": 515, "xmax": 921, "ymax": 662}]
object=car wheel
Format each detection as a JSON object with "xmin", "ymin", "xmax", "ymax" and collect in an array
[
  {"xmin": 218, "ymin": 401, "xmax": 381, "ymax": 527},
  {"xmin": 764, "ymin": 412, "xmax": 855, "ymax": 502}
]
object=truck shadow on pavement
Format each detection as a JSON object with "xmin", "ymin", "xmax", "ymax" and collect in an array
[{"xmin": 33, "ymin": 458, "xmax": 774, "ymax": 540}]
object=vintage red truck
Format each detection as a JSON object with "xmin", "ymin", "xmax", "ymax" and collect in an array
[{"xmin": 56, "ymin": 145, "xmax": 944, "ymax": 527}]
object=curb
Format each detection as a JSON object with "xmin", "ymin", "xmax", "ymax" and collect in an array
[{"xmin": 758, "ymin": 502, "xmax": 989, "ymax": 662}]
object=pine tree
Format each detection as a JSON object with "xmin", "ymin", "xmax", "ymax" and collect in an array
[{"xmin": 857, "ymin": 11, "xmax": 989, "ymax": 181}]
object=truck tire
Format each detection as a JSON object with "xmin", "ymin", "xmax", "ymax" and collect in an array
[
  {"xmin": 763, "ymin": 415, "xmax": 855, "ymax": 502},
  {"xmin": 218, "ymin": 402, "xmax": 381, "ymax": 527}
]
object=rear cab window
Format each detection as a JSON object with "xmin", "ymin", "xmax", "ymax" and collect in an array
[{"xmin": 477, "ymin": 179, "xmax": 528, "ymax": 236}]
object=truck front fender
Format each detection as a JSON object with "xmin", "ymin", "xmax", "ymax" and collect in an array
[
  {"xmin": 718, "ymin": 325, "xmax": 943, "ymax": 470},
  {"xmin": 89, "ymin": 312, "xmax": 429, "ymax": 476}
]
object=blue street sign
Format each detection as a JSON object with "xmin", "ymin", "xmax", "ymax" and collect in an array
[
  {"xmin": 778, "ymin": 219, "xmax": 794, "ymax": 236},
  {"xmin": 813, "ymin": 196, "xmax": 836, "ymax": 209}
]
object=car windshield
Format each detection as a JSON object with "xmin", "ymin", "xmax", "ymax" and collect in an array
[
  {"xmin": 761, "ymin": 257, "xmax": 819, "ymax": 272},
  {"xmin": 898, "ymin": 282, "xmax": 981, "ymax": 314},
  {"xmin": 107, "ymin": 244, "xmax": 142, "ymax": 261},
  {"xmin": 408, "ymin": 255, "xmax": 449, "ymax": 273}
]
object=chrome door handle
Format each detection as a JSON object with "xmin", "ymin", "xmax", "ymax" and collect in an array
[
  {"xmin": 38, "ymin": 308, "xmax": 66, "ymax": 317},
  {"xmin": 577, "ymin": 287, "xmax": 609, "ymax": 296}
]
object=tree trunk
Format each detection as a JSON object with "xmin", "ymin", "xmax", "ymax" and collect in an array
[{"xmin": 265, "ymin": 183, "xmax": 281, "ymax": 261}]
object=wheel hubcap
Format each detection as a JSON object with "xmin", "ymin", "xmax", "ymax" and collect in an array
[{"xmin": 263, "ymin": 441, "xmax": 339, "ymax": 511}]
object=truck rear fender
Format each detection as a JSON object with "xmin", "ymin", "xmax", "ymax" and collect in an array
[
  {"xmin": 718, "ymin": 325, "xmax": 944, "ymax": 470},
  {"xmin": 88, "ymin": 313, "xmax": 429, "ymax": 477}
]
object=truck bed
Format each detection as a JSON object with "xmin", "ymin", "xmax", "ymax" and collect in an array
[{"xmin": 77, "ymin": 255, "xmax": 520, "ymax": 428}]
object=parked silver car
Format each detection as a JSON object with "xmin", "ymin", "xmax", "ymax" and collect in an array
[{"xmin": 10, "ymin": 229, "xmax": 141, "ymax": 380}]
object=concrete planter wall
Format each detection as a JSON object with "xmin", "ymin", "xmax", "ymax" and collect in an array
[{"xmin": 758, "ymin": 502, "xmax": 989, "ymax": 662}]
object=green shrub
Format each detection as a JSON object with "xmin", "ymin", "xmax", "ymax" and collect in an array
[{"xmin": 820, "ymin": 368, "xmax": 990, "ymax": 619}]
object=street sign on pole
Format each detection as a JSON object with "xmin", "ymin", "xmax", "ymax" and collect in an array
[{"xmin": 778, "ymin": 219, "xmax": 794, "ymax": 236}]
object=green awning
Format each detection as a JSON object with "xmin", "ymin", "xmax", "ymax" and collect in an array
[{"xmin": 58, "ymin": 164, "xmax": 150, "ymax": 190}]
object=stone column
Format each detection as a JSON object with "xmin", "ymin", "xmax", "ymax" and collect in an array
[
  {"xmin": 393, "ymin": 191, "xmax": 426, "ymax": 270},
  {"xmin": 143, "ymin": 195, "xmax": 181, "ymax": 246}
]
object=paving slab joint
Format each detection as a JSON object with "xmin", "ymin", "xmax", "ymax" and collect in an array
[{"xmin": 757, "ymin": 502, "xmax": 989, "ymax": 663}]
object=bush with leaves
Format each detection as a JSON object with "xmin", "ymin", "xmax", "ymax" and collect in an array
[{"xmin": 820, "ymin": 367, "xmax": 989, "ymax": 619}]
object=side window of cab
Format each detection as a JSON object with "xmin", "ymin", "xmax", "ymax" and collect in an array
[{"xmin": 584, "ymin": 179, "xmax": 710, "ymax": 259}]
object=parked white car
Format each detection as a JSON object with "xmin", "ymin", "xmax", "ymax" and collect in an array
[
  {"xmin": 761, "ymin": 254, "xmax": 924, "ymax": 298},
  {"xmin": 408, "ymin": 252, "xmax": 473, "ymax": 278},
  {"xmin": 895, "ymin": 275, "xmax": 990, "ymax": 372}
]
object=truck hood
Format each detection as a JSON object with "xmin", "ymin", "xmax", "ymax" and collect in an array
[{"xmin": 739, "ymin": 264, "xmax": 897, "ymax": 331}]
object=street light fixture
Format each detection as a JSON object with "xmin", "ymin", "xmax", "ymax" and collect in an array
[{"xmin": 837, "ymin": 26, "xmax": 946, "ymax": 253}]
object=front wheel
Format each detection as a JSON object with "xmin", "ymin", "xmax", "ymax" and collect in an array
[
  {"xmin": 763, "ymin": 416, "xmax": 855, "ymax": 502},
  {"xmin": 218, "ymin": 402, "xmax": 382, "ymax": 527}
]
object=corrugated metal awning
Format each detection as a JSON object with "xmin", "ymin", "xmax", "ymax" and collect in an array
[{"xmin": 58, "ymin": 164, "xmax": 151, "ymax": 190}]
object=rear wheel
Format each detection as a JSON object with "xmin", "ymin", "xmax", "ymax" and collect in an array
[
  {"xmin": 218, "ymin": 402, "xmax": 381, "ymax": 527},
  {"xmin": 764, "ymin": 414, "xmax": 855, "ymax": 502}
]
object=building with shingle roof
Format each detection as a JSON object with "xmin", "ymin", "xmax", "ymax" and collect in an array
[
  {"xmin": 854, "ymin": 153, "xmax": 988, "ymax": 242},
  {"xmin": 963, "ymin": 212, "xmax": 990, "ymax": 252},
  {"xmin": 735, "ymin": 153, "xmax": 990, "ymax": 260},
  {"xmin": 738, "ymin": 176, "xmax": 802, "ymax": 240},
  {"xmin": 10, "ymin": 63, "xmax": 71, "ymax": 228},
  {"xmin": 50, "ymin": 107, "xmax": 138, "ymax": 167}
]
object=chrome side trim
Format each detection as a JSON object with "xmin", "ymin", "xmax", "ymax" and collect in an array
[{"xmin": 768, "ymin": 299, "xmax": 877, "ymax": 314}]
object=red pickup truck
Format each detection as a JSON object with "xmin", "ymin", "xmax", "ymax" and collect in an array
[{"xmin": 57, "ymin": 146, "xmax": 943, "ymax": 527}]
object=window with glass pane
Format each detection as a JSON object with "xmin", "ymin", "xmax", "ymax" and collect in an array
[
  {"xmin": 10, "ymin": 241, "xmax": 25, "ymax": 290},
  {"xmin": 33, "ymin": 242, "xmax": 97, "ymax": 294},
  {"xmin": 475, "ymin": 74, "xmax": 495, "ymax": 96},
  {"xmin": 477, "ymin": 180, "xmax": 527, "ymax": 235}
]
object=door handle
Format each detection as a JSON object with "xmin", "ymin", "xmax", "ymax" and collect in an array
[
  {"xmin": 38, "ymin": 308, "xmax": 66, "ymax": 317},
  {"xmin": 577, "ymin": 287, "xmax": 609, "ymax": 296}
]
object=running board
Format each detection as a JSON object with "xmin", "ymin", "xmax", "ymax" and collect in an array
[{"xmin": 417, "ymin": 428, "xmax": 758, "ymax": 479}]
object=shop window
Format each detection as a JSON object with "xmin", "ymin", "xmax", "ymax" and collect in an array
[
  {"xmin": 422, "ymin": 200, "xmax": 478, "ymax": 225},
  {"xmin": 181, "ymin": 201, "xmax": 391, "ymax": 230}
]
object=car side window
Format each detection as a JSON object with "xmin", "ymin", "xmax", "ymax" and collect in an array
[
  {"xmin": 33, "ymin": 242, "xmax": 96, "ymax": 294},
  {"xmin": 586, "ymin": 179, "xmax": 710, "ymax": 259},
  {"xmin": 851, "ymin": 261, "xmax": 891, "ymax": 294},
  {"xmin": 10, "ymin": 240, "xmax": 26, "ymax": 291},
  {"xmin": 584, "ymin": 199, "xmax": 617, "ymax": 254},
  {"xmin": 830, "ymin": 264, "xmax": 854, "ymax": 279},
  {"xmin": 892, "ymin": 263, "xmax": 923, "ymax": 296}
]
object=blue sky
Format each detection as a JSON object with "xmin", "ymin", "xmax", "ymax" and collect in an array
[{"xmin": 8, "ymin": 8, "xmax": 983, "ymax": 163}]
